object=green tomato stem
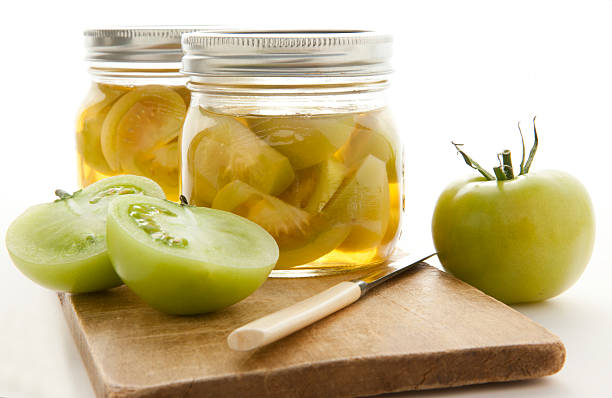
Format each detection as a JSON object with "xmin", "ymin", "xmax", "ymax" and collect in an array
[
  {"xmin": 500, "ymin": 150, "xmax": 514, "ymax": 179},
  {"xmin": 493, "ymin": 166, "xmax": 507, "ymax": 181},
  {"xmin": 452, "ymin": 117, "xmax": 539, "ymax": 181},
  {"xmin": 452, "ymin": 142, "xmax": 495, "ymax": 181}
]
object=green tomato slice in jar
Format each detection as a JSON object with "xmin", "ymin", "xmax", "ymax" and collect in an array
[
  {"xmin": 142, "ymin": 139, "xmax": 180, "ymax": 195},
  {"xmin": 212, "ymin": 180, "xmax": 311, "ymax": 238},
  {"xmin": 335, "ymin": 109, "xmax": 399, "ymax": 182},
  {"xmin": 187, "ymin": 109, "xmax": 295, "ymax": 206},
  {"xmin": 273, "ymin": 221, "xmax": 351, "ymax": 269},
  {"xmin": 247, "ymin": 114, "xmax": 356, "ymax": 170},
  {"xmin": 278, "ymin": 158, "xmax": 348, "ymax": 212},
  {"xmin": 76, "ymin": 83, "xmax": 129, "ymax": 175},
  {"xmin": 172, "ymin": 85, "xmax": 192, "ymax": 108},
  {"xmin": 5, "ymin": 175, "xmax": 165, "ymax": 293},
  {"xmin": 304, "ymin": 158, "xmax": 348, "ymax": 213},
  {"xmin": 212, "ymin": 180, "xmax": 350, "ymax": 268},
  {"xmin": 106, "ymin": 195, "xmax": 278, "ymax": 314},
  {"xmin": 278, "ymin": 166, "xmax": 319, "ymax": 209},
  {"xmin": 325, "ymin": 154, "xmax": 391, "ymax": 252},
  {"xmin": 100, "ymin": 85, "xmax": 186, "ymax": 179}
]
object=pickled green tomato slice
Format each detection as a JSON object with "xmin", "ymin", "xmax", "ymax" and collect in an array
[
  {"xmin": 304, "ymin": 158, "xmax": 348, "ymax": 213},
  {"xmin": 212, "ymin": 180, "xmax": 311, "ymax": 238},
  {"xmin": 172, "ymin": 85, "xmax": 192, "ymax": 109},
  {"xmin": 76, "ymin": 83, "xmax": 129, "ymax": 175},
  {"xmin": 106, "ymin": 195, "xmax": 279, "ymax": 315},
  {"xmin": 325, "ymin": 155, "xmax": 391, "ymax": 252},
  {"xmin": 5, "ymin": 175, "xmax": 165, "ymax": 293},
  {"xmin": 335, "ymin": 109, "xmax": 399, "ymax": 182},
  {"xmin": 278, "ymin": 166, "xmax": 319, "ymax": 209},
  {"xmin": 275, "ymin": 224, "xmax": 351, "ymax": 268},
  {"xmin": 278, "ymin": 158, "xmax": 348, "ymax": 213},
  {"xmin": 247, "ymin": 114, "xmax": 356, "ymax": 170},
  {"xmin": 100, "ymin": 85, "xmax": 186, "ymax": 177},
  {"xmin": 212, "ymin": 180, "xmax": 350, "ymax": 268},
  {"xmin": 187, "ymin": 109, "xmax": 295, "ymax": 206},
  {"xmin": 145, "ymin": 139, "xmax": 180, "ymax": 194}
]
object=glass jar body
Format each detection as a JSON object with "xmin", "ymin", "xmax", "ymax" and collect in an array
[
  {"xmin": 76, "ymin": 69, "xmax": 190, "ymax": 201},
  {"xmin": 181, "ymin": 79, "xmax": 403, "ymax": 276}
]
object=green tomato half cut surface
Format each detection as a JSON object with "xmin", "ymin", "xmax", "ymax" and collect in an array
[
  {"xmin": 5, "ymin": 175, "xmax": 165, "ymax": 293},
  {"xmin": 106, "ymin": 195, "xmax": 279, "ymax": 315}
]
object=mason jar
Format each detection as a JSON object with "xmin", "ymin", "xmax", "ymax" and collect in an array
[
  {"xmin": 77, "ymin": 27, "xmax": 209, "ymax": 201},
  {"xmin": 181, "ymin": 31, "xmax": 402, "ymax": 276}
]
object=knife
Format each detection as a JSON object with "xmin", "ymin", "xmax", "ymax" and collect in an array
[{"xmin": 227, "ymin": 251, "xmax": 437, "ymax": 351}]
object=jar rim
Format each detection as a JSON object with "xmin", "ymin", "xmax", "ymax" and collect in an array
[
  {"xmin": 84, "ymin": 26, "xmax": 215, "ymax": 64},
  {"xmin": 181, "ymin": 30, "xmax": 393, "ymax": 78}
]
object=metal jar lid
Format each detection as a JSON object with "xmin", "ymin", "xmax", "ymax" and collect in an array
[
  {"xmin": 85, "ymin": 26, "xmax": 214, "ymax": 64},
  {"xmin": 181, "ymin": 31, "xmax": 393, "ymax": 77}
]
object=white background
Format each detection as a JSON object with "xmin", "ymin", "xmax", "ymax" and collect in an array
[{"xmin": 1, "ymin": 0, "xmax": 611, "ymax": 397}]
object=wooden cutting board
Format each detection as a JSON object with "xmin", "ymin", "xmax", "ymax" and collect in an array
[{"xmin": 59, "ymin": 263, "xmax": 565, "ymax": 398}]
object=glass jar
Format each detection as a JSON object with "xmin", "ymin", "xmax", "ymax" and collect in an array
[
  {"xmin": 77, "ymin": 27, "xmax": 209, "ymax": 201},
  {"xmin": 181, "ymin": 31, "xmax": 402, "ymax": 276}
]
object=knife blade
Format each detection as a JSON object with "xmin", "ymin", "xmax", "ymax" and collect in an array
[
  {"xmin": 227, "ymin": 250, "xmax": 437, "ymax": 351},
  {"xmin": 352, "ymin": 251, "xmax": 437, "ymax": 296}
]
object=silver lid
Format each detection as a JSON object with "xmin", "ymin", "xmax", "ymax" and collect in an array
[
  {"xmin": 85, "ymin": 26, "xmax": 213, "ymax": 64},
  {"xmin": 181, "ymin": 31, "xmax": 392, "ymax": 77}
]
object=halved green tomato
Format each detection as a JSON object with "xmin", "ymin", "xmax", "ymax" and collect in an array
[
  {"xmin": 325, "ymin": 155, "xmax": 391, "ymax": 252},
  {"xmin": 101, "ymin": 85, "xmax": 186, "ymax": 179},
  {"xmin": 76, "ymin": 83, "xmax": 129, "ymax": 175},
  {"xmin": 187, "ymin": 109, "xmax": 295, "ymax": 206},
  {"xmin": 212, "ymin": 180, "xmax": 349, "ymax": 268},
  {"xmin": 247, "ymin": 114, "xmax": 356, "ymax": 170},
  {"xmin": 5, "ymin": 175, "xmax": 165, "ymax": 293},
  {"xmin": 106, "ymin": 195, "xmax": 278, "ymax": 315}
]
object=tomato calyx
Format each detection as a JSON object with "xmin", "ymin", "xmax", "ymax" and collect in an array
[
  {"xmin": 54, "ymin": 188, "xmax": 82, "ymax": 202},
  {"xmin": 54, "ymin": 189, "xmax": 72, "ymax": 200},
  {"xmin": 452, "ymin": 116, "xmax": 539, "ymax": 181}
]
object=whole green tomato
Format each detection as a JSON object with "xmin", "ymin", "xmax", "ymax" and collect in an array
[{"xmin": 432, "ymin": 120, "xmax": 595, "ymax": 304}]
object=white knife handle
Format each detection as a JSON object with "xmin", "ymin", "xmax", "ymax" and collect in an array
[{"xmin": 227, "ymin": 281, "xmax": 362, "ymax": 351}]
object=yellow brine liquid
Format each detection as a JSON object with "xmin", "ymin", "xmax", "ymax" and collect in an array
[
  {"xmin": 181, "ymin": 107, "xmax": 403, "ymax": 275},
  {"xmin": 76, "ymin": 82, "xmax": 190, "ymax": 201}
]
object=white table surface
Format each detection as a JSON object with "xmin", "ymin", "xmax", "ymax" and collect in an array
[{"xmin": 1, "ymin": 1, "xmax": 611, "ymax": 397}]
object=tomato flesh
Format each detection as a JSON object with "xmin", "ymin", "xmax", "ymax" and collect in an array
[
  {"xmin": 5, "ymin": 175, "xmax": 165, "ymax": 292},
  {"xmin": 107, "ymin": 195, "xmax": 278, "ymax": 314}
]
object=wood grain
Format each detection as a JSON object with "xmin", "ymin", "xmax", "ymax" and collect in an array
[{"xmin": 58, "ymin": 263, "xmax": 565, "ymax": 398}]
